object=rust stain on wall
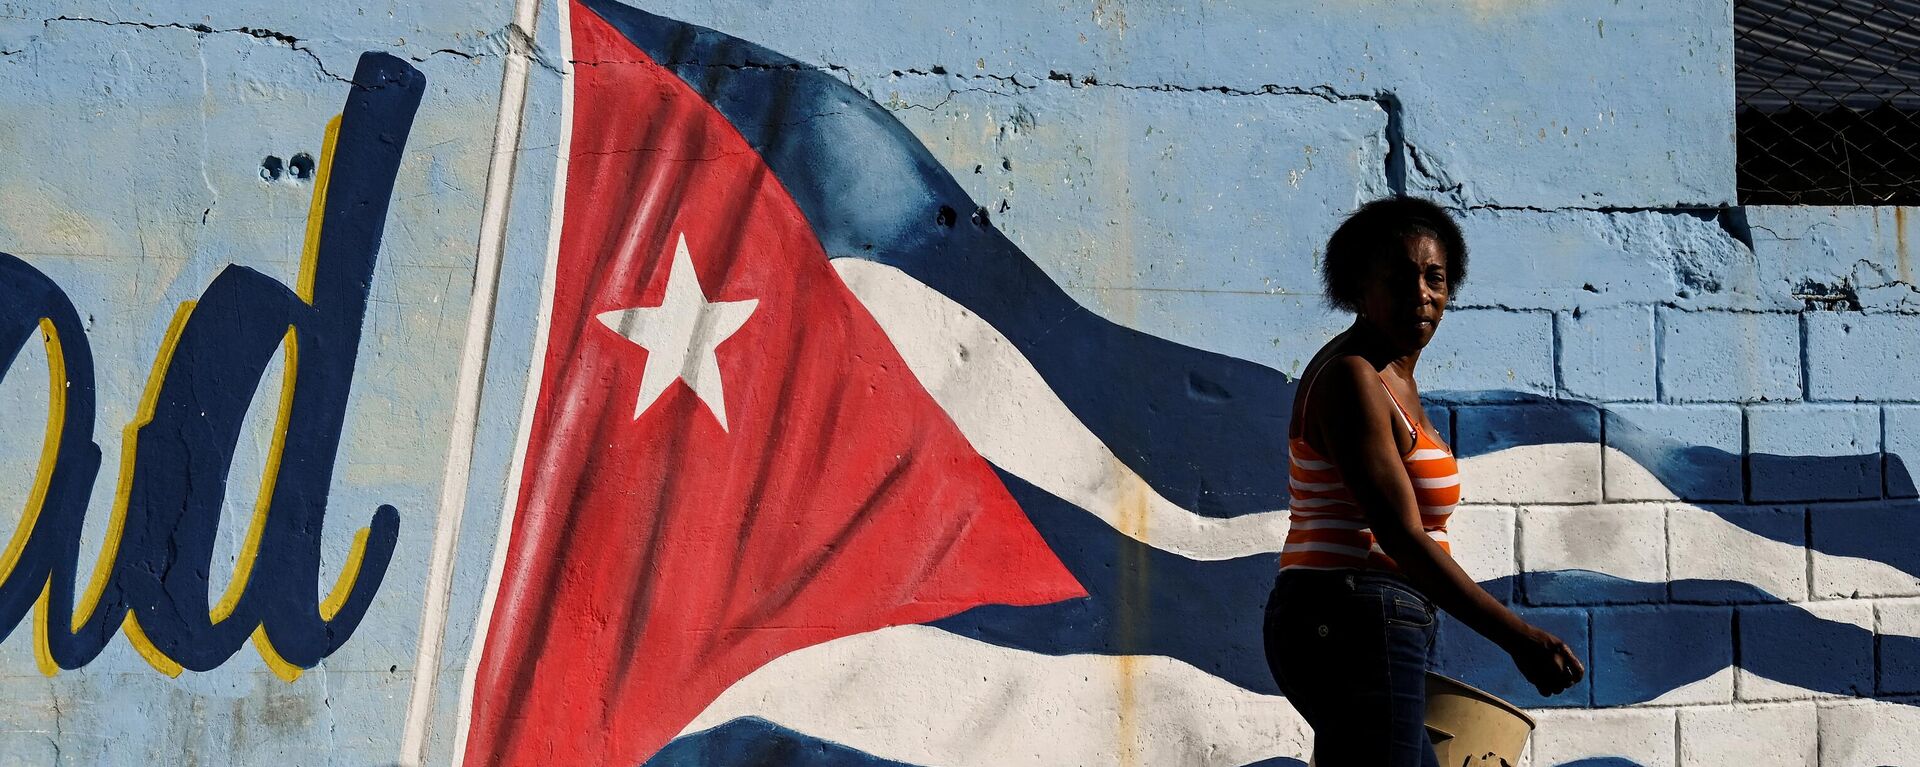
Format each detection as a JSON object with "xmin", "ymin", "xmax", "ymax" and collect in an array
[{"xmin": 1113, "ymin": 469, "xmax": 1152, "ymax": 767}]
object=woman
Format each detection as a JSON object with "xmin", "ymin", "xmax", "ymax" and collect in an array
[{"xmin": 1264, "ymin": 197, "xmax": 1584, "ymax": 766}]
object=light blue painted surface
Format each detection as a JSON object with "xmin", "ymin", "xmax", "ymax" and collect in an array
[
  {"xmin": 1561, "ymin": 306, "xmax": 1657, "ymax": 402},
  {"xmin": 1806, "ymin": 313, "xmax": 1920, "ymax": 401},
  {"xmin": 1659, "ymin": 309, "xmax": 1802, "ymax": 402},
  {"xmin": 2, "ymin": 0, "xmax": 1919, "ymax": 764}
]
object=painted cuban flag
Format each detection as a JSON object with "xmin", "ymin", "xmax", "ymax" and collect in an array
[{"xmin": 459, "ymin": 1, "xmax": 1920, "ymax": 765}]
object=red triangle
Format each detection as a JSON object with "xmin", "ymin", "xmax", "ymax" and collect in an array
[{"xmin": 462, "ymin": 5, "xmax": 1086, "ymax": 765}]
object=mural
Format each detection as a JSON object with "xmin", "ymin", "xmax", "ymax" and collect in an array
[
  {"xmin": 452, "ymin": 2, "xmax": 1920, "ymax": 766},
  {"xmin": 3, "ymin": 1, "xmax": 1920, "ymax": 766},
  {"xmin": 0, "ymin": 54, "xmax": 421, "ymax": 680}
]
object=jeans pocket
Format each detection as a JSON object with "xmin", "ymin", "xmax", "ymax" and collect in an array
[{"xmin": 1383, "ymin": 594, "xmax": 1435, "ymax": 628}]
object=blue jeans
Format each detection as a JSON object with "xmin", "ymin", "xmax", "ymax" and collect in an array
[{"xmin": 1264, "ymin": 569, "xmax": 1441, "ymax": 767}]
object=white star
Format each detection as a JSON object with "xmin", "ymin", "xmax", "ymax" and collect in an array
[{"xmin": 596, "ymin": 233, "xmax": 758, "ymax": 430}]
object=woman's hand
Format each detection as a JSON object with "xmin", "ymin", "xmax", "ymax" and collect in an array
[{"xmin": 1503, "ymin": 625, "xmax": 1585, "ymax": 696}]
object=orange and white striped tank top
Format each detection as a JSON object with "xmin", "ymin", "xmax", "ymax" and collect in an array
[{"xmin": 1279, "ymin": 373, "xmax": 1461, "ymax": 572}]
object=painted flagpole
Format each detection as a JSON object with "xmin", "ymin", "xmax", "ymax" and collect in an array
[{"xmin": 397, "ymin": 0, "xmax": 564, "ymax": 762}]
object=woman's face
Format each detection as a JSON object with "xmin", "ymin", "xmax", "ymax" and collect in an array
[{"xmin": 1357, "ymin": 233, "xmax": 1450, "ymax": 352}]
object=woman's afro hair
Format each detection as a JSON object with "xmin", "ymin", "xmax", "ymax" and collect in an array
[{"xmin": 1320, "ymin": 196, "xmax": 1468, "ymax": 314}]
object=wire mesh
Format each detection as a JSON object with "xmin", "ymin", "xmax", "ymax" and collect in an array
[{"xmin": 1736, "ymin": 0, "xmax": 1920, "ymax": 205}]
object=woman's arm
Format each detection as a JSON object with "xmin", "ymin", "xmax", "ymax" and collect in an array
[{"xmin": 1309, "ymin": 356, "xmax": 1584, "ymax": 696}]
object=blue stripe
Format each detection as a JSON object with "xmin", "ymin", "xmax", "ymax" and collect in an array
[
  {"xmin": 648, "ymin": 716, "xmax": 1313, "ymax": 767},
  {"xmin": 645, "ymin": 717, "xmax": 917, "ymax": 767},
  {"xmin": 930, "ymin": 468, "xmax": 1282, "ymax": 694},
  {"xmin": 939, "ymin": 468, "xmax": 1920, "ymax": 709}
]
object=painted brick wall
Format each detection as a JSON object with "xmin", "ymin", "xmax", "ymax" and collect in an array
[{"xmin": 2, "ymin": 0, "xmax": 1918, "ymax": 765}]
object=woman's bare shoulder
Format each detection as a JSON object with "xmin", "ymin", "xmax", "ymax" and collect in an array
[{"xmin": 1309, "ymin": 352, "xmax": 1377, "ymax": 395}]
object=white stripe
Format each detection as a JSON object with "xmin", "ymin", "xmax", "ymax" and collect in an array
[
  {"xmin": 1460, "ymin": 442, "xmax": 1600, "ymax": 504},
  {"xmin": 1283, "ymin": 542, "xmax": 1372, "ymax": 558},
  {"xmin": 1291, "ymin": 457, "xmax": 1335, "ymax": 470},
  {"xmin": 1408, "ymin": 448, "xmax": 1451, "ymax": 461},
  {"xmin": 1411, "ymin": 475, "xmax": 1460, "ymax": 490},
  {"xmin": 446, "ymin": 5, "xmax": 575, "ymax": 766},
  {"xmin": 1427, "ymin": 529, "xmax": 1449, "ymax": 543},
  {"xmin": 681, "ymin": 625, "xmax": 1309, "ymax": 767},
  {"xmin": 399, "ymin": 3, "xmax": 551, "ymax": 764},
  {"xmin": 1288, "ymin": 496, "xmax": 1348, "ymax": 509},
  {"xmin": 1529, "ymin": 677, "xmax": 1919, "ymax": 765},
  {"xmin": 833, "ymin": 259, "xmax": 1289, "ymax": 561},
  {"xmin": 1289, "ymin": 477, "xmax": 1345, "ymax": 493},
  {"xmin": 1288, "ymin": 518, "xmax": 1371, "ymax": 531},
  {"xmin": 1418, "ymin": 504, "xmax": 1456, "ymax": 516},
  {"xmin": 1465, "ymin": 443, "xmax": 1912, "ymax": 622}
]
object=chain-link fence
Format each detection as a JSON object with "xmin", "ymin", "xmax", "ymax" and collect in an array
[{"xmin": 1736, "ymin": 0, "xmax": 1920, "ymax": 205}]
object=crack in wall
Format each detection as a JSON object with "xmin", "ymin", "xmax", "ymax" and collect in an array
[
  {"xmin": 848, "ymin": 65, "xmax": 1412, "ymax": 193},
  {"xmin": 43, "ymin": 15, "xmax": 352, "ymax": 83},
  {"xmin": 1039, "ymin": 69, "xmax": 1382, "ymax": 104},
  {"xmin": 46, "ymin": 677, "xmax": 64, "ymax": 764},
  {"xmin": 318, "ymin": 663, "xmax": 339, "ymax": 757},
  {"xmin": 413, "ymin": 23, "xmax": 565, "ymax": 76}
]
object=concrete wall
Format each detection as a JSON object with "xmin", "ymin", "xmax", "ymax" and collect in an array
[{"xmin": 2, "ymin": 0, "xmax": 1917, "ymax": 764}]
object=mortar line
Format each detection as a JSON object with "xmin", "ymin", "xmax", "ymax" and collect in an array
[
  {"xmin": 1653, "ymin": 306, "xmax": 1666, "ymax": 403},
  {"xmin": 1800, "ymin": 312, "xmax": 1812, "ymax": 401}
]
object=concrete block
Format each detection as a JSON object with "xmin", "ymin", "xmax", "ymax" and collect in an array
[
  {"xmin": 1818, "ymin": 700, "xmax": 1920, "ymax": 766},
  {"xmin": 1560, "ymin": 305, "xmax": 1656, "ymax": 401},
  {"xmin": 1876, "ymin": 599, "xmax": 1920, "ymax": 695},
  {"xmin": 1419, "ymin": 310, "xmax": 1556, "ymax": 395},
  {"xmin": 1527, "ymin": 707, "xmax": 1675, "ymax": 767},
  {"xmin": 1457, "ymin": 209, "xmax": 1726, "ymax": 311},
  {"xmin": 1886, "ymin": 405, "xmax": 1920, "ymax": 498},
  {"xmin": 1590, "ymin": 605, "xmax": 1733, "ymax": 706},
  {"xmin": 1748, "ymin": 405, "xmax": 1881, "ymax": 502},
  {"xmin": 1659, "ymin": 310, "xmax": 1800, "ymax": 402},
  {"xmin": 1738, "ymin": 601, "xmax": 1875, "ymax": 701},
  {"xmin": 1450, "ymin": 504, "xmax": 1516, "ymax": 602},
  {"xmin": 1806, "ymin": 313, "xmax": 1920, "ymax": 401},
  {"xmin": 1668, "ymin": 505, "xmax": 1808, "ymax": 603},
  {"xmin": 1810, "ymin": 502, "xmax": 1920, "ymax": 599},
  {"xmin": 1433, "ymin": 607, "xmax": 1590, "ymax": 709},
  {"xmin": 1603, "ymin": 404, "xmax": 1744, "ymax": 502},
  {"xmin": 1520, "ymin": 504, "xmax": 1667, "ymax": 604},
  {"xmin": 1746, "ymin": 206, "xmax": 1920, "ymax": 313},
  {"xmin": 1456, "ymin": 403, "xmax": 1603, "ymax": 504},
  {"xmin": 1678, "ymin": 703, "xmax": 1817, "ymax": 767}
]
